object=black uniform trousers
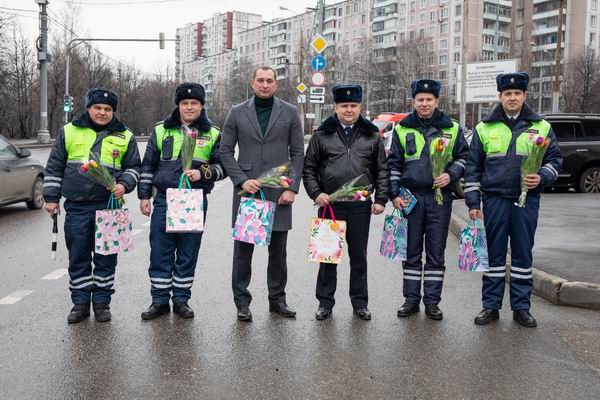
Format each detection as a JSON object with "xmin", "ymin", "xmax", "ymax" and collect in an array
[
  {"xmin": 402, "ymin": 190, "xmax": 452, "ymax": 305},
  {"xmin": 316, "ymin": 201, "xmax": 372, "ymax": 310},
  {"xmin": 232, "ymin": 230, "xmax": 288, "ymax": 308}
]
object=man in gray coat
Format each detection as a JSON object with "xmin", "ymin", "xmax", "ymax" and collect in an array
[{"xmin": 220, "ymin": 66, "xmax": 304, "ymax": 321}]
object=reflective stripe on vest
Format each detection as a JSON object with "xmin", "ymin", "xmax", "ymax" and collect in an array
[
  {"xmin": 155, "ymin": 123, "xmax": 220, "ymax": 163},
  {"xmin": 476, "ymin": 120, "xmax": 551, "ymax": 158},
  {"xmin": 63, "ymin": 123, "xmax": 133, "ymax": 170},
  {"xmin": 394, "ymin": 121, "xmax": 460, "ymax": 161}
]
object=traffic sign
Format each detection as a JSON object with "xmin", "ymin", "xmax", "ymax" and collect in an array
[
  {"xmin": 297, "ymin": 94, "xmax": 306, "ymax": 104},
  {"xmin": 311, "ymin": 55, "xmax": 327, "ymax": 71},
  {"xmin": 311, "ymin": 72, "xmax": 326, "ymax": 86},
  {"xmin": 310, "ymin": 35, "xmax": 328, "ymax": 54},
  {"xmin": 309, "ymin": 86, "xmax": 325, "ymax": 104},
  {"xmin": 296, "ymin": 82, "xmax": 307, "ymax": 93}
]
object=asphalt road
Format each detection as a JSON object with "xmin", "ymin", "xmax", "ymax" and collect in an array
[{"xmin": 0, "ymin": 147, "xmax": 599, "ymax": 399}]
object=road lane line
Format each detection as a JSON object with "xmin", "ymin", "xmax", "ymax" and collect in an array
[
  {"xmin": 132, "ymin": 229, "xmax": 143, "ymax": 236},
  {"xmin": 0, "ymin": 290, "xmax": 35, "ymax": 305},
  {"xmin": 41, "ymin": 269, "xmax": 68, "ymax": 280}
]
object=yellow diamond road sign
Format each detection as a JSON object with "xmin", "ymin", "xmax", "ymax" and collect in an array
[
  {"xmin": 296, "ymin": 82, "xmax": 307, "ymax": 93},
  {"xmin": 310, "ymin": 35, "xmax": 328, "ymax": 54}
]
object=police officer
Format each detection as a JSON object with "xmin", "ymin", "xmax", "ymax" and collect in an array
[
  {"xmin": 388, "ymin": 79, "xmax": 469, "ymax": 321},
  {"xmin": 303, "ymin": 84, "xmax": 389, "ymax": 321},
  {"xmin": 138, "ymin": 83, "xmax": 225, "ymax": 320},
  {"xmin": 465, "ymin": 73, "xmax": 562, "ymax": 328},
  {"xmin": 44, "ymin": 88, "xmax": 141, "ymax": 323}
]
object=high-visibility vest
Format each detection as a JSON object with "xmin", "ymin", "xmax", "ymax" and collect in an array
[
  {"xmin": 394, "ymin": 121, "xmax": 460, "ymax": 161},
  {"xmin": 155, "ymin": 123, "xmax": 220, "ymax": 163},
  {"xmin": 475, "ymin": 119, "xmax": 551, "ymax": 157},
  {"xmin": 64, "ymin": 123, "xmax": 133, "ymax": 169}
]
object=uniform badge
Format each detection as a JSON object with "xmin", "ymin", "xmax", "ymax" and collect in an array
[
  {"xmin": 424, "ymin": 83, "xmax": 429, "ymax": 88},
  {"xmin": 196, "ymin": 135, "xmax": 211, "ymax": 148},
  {"xmin": 187, "ymin": 89, "xmax": 192, "ymax": 93},
  {"xmin": 104, "ymin": 92, "xmax": 108, "ymax": 97},
  {"xmin": 347, "ymin": 90, "xmax": 351, "ymax": 95},
  {"xmin": 441, "ymin": 133, "xmax": 452, "ymax": 139},
  {"xmin": 510, "ymin": 78, "xmax": 515, "ymax": 83}
]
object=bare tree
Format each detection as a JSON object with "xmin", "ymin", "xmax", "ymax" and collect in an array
[{"xmin": 562, "ymin": 49, "xmax": 600, "ymax": 113}]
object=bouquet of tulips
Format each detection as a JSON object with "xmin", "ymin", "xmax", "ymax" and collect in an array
[
  {"xmin": 328, "ymin": 174, "xmax": 372, "ymax": 203},
  {"xmin": 78, "ymin": 152, "xmax": 124, "ymax": 203},
  {"xmin": 430, "ymin": 136, "xmax": 453, "ymax": 205},
  {"xmin": 238, "ymin": 162, "xmax": 295, "ymax": 195},
  {"xmin": 180, "ymin": 124, "xmax": 198, "ymax": 172},
  {"xmin": 516, "ymin": 132, "xmax": 550, "ymax": 207}
]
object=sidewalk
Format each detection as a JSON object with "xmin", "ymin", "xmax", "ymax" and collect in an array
[{"xmin": 450, "ymin": 193, "xmax": 600, "ymax": 310}]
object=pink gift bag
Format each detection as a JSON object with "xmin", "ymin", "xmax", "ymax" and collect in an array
[
  {"xmin": 95, "ymin": 207, "xmax": 133, "ymax": 255},
  {"xmin": 166, "ymin": 188, "xmax": 204, "ymax": 233}
]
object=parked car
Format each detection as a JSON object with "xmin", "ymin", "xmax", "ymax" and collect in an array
[
  {"xmin": 545, "ymin": 113, "xmax": 600, "ymax": 193},
  {"xmin": 0, "ymin": 135, "xmax": 45, "ymax": 209},
  {"xmin": 372, "ymin": 112, "xmax": 409, "ymax": 153}
]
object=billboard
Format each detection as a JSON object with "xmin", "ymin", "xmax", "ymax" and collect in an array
[{"xmin": 456, "ymin": 59, "xmax": 518, "ymax": 103}]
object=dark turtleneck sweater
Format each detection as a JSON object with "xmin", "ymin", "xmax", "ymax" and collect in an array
[
  {"xmin": 417, "ymin": 108, "xmax": 441, "ymax": 132},
  {"xmin": 254, "ymin": 96, "xmax": 274, "ymax": 136}
]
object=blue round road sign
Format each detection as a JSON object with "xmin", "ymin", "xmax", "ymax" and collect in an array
[{"xmin": 311, "ymin": 55, "xmax": 327, "ymax": 71}]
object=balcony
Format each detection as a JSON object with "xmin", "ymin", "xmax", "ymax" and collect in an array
[
  {"xmin": 483, "ymin": 13, "xmax": 511, "ymax": 24},
  {"xmin": 482, "ymin": 28, "xmax": 510, "ymax": 38}
]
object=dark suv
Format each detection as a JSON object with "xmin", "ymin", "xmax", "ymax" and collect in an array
[{"xmin": 545, "ymin": 113, "xmax": 600, "ymax": 193}]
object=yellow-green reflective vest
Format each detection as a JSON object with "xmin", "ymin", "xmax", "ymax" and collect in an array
[
  {"xmin": 476, "ymin": 120, "xmax": 551, "ymax": 158},
  {"xmin": 64, "ymin": 123, "xmax": 133, "ymax": 170},
  {"xmin": 394, "ymin": 121, "xmax": 460, "ymax": 161},
  {"xmin": 155, "ymin": 124, "xmax": 220, "ymax": 163}
]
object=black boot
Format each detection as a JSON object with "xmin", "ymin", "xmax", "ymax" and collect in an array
[
  {"xmin": 67, "ymin": 304, "xmax": 90, "ymax": 324},
  {"xmin": 269, "ymin": 302, "xmax": 297, "ymax": 318},
  {"xmin": 397, "ymin": 302, "xmax": 420, "ymax": 318},
  {"xmin": 93, "ymin": 303, "xmax": 111, "ymax": 322},
  {"xmin": 141, "ymin": 303, "xmax": 170, "ymax": 320},
  {"xmin": 513, "ymin": 310, "xmax": 537, "ymax": 328},
  {"xmin": 424, "ymin": 304, "xmax": 443, "ymax": 321},
  {"xmin": 237, "ymin": 305, "xmax": 252, "ymax": 321},
  {"xmin": 474, "ymin": 308, "xmax": 499, "ymax": 325},
  {"xmin": 315, "ymin": 306, "xmax": 332, "ymax": 321},
  {"xmin": 173, "ymin": 303, "xmax": 195, "ymax": 319}
]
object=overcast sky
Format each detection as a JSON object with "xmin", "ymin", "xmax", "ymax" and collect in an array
[{"xmin": 1, "ymin": 0, "xmax": 326, "ymax": 74}]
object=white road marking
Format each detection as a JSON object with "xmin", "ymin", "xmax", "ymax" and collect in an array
[
  {"xmin": 0, "ymin": 290, "xmax": 35, "ymax": 305},
  {"xmin": 132, "ymin": 229, "xmax": 144, "ymax": 236},
  {"xmin": 41, "ymin": 269, "xmax": 68, "ymax": 280},
  {"xmin": 142, "ymin": 221, "xmax": 151, "ymax": 227}
]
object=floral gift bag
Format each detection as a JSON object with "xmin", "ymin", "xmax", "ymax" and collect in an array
[
  {"xmin": 379, "ymin": 209, "xmax": 408, "ymax": 261},
  {"xmin": 95, "ymin": 195, "xmax": 133, "ymax": 255},
  {"xmin": 458, "ymin": 219, "xmax": 490, "ymax": 272},
  {"xmin": 307, "ymin": 205, "xmax": 347, "ymax": 264},
  {"xmin": 232, "ymin": 189, "xmax": 275, "ymax": 246},
  {"xmin": 166, "ymin": 187, "xmax": 204, "ymax": 233}
]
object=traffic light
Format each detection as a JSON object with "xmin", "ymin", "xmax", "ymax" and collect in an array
[
  {"xmin": 159, "ymin": 32, "xmax": 165, "ymax": 49},
  {"xmin": 63, "ymin": 94, "xmax": 73, "ymax": 113}
]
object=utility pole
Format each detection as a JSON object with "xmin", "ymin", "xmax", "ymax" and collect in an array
[
  {"xmin": 314, "ymin": 0, "xmax": 325, "ymax": 126},
  {"xmin": 459, "ymin": 0, "xmax": 468, "ymax": 128},
  {"xmin": 36, "ymin": 0, "xmax": 51, "ymax": 143},
  {"xmin": 552, "ymin": 0, "xmax": 565, "ymax": 113}
]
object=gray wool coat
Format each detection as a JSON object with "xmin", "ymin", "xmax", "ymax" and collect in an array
[{"xmin": 220, "ymin": 96, "xmax": 304, "ymax": 231}]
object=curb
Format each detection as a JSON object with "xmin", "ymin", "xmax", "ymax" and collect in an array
[{"xmin": 449, "ymin": 212, "xmax": 600, "ymax": 310}]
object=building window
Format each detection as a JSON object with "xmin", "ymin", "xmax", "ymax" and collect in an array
[
  {"xmin": 430, "ymin": 11, "xmax": 436, "ymax": 22},
  {"xmin": 399, "ymin": 18, "xmax": 406, "ymax": 29},
  {"xmin": 454, "ymin": 21, "xmax": 461, "ymax": 32},
  {"xmin": 409, "ymin": 1, "xmax": 415, "ymax": 12},
  {"xmin": 400, "ymin": 3, "xmax": 406, "ymax": 13},
  {"xmin": 346, "ymin": 5, "xmax": 350, "ymax": 14},
  {"xmin": 428, "ymin": 54, "xmax": 435, "ymax": 65},
  {"xmin": 420, "ymin": 13, "xmax": 425, "ymax": 24},
  {"xmin": 354, "ymin": 2, "xmax": 359, "ymax": 12},
  {"xmin": 430, "ymin": 0, "xmax": 436, "ymax": 5},
  {"xmin": 592, "ymin": 15, "xmax": 598, "ymax": 28},
  {"xmin": 440, "ymin": 8, "xmax": 449, "ymax": 19},
  {"xmin": 420, "ymin": 0, "xmax": 426, "ymax": 8},
  {"xmin": 419, "ymin": 29, "xmax": 425, "ymax": 38},
  {"xmin": 410, "ymin": 15, "xmax": 415, "ymax": 25},
  {"xmin": 593, "ymin": 0, "xmax": 598, "ymax": 10},
  {"xmin": 439, "ymin": 54, "xmax": 447, "ymax": 65},
  {"xmin": 455, "ymin": 4, "xmax": 462, "ymax": 16},
  {"xmin": 362, "ymin": 14, "xmax": 366, "ymax": 23},
  {"xmin": 440, "ymin": 23, "xmax": 448, "ymax": 34},
  {"xmin": 440, "ymin": 38, "xmax": 448, "ymax": 49},
  {"xmin": 400, "ymin": 32, "xmax": 405, "ymax": 42},
  {"xmin": 591, "ymin": 32, "xmax": 597, "ymax": 45},
  {"xmin": 410, "ymin": 30, "xmax": 415, "ymax": 40},
  {"xmin": 429, "ymin": 26, "xmax": 435, "ymax": 36},
  {"xmin": 439, "ymin": 70, "xmax": 447, "ymax": 80},
  {"xmin": 454, "ymin": 52, "xmax": 460, "ymax": 62}
]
